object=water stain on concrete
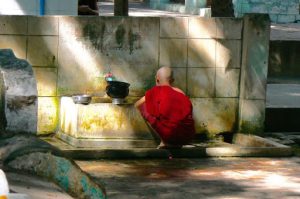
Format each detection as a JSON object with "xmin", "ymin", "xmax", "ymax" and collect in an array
[{"xmin": 6, "ymin": 96, "xmax": 36, "ymax": 112}]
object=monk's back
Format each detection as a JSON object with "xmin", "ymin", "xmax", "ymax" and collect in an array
[{"xmin": 145, "ymin": 86, "xmax": 195, "ymax": 145}]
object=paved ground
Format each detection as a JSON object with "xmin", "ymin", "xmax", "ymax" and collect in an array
[
  {"xmin": 77, "ymin": 157, "xmax": 300, "ymax": 199},
  {"xmin": 4, "ymin": 157, "xmax": 300, "ymax": 199},
  {"xmin": 266, "ymin": 84, "xmax": 300, "ymax": 108},
  {"xmin": 270, "ymin": 23, "xmax": 300, "ymax": 41}
]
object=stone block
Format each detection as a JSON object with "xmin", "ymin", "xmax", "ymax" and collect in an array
[
  {"xmin": 216, "ymin": 18, "xmax": 243, "ymax": 39},
  {"xmin": 0, "ymin": 50, "xmax": 37, "ymax": 97},
  {"xmin": 188, "ymin": 18, "xmax": 217, "ymax": 39},
  {"xmin": 0, "ymin": 36, "xmax": 26, "ymax": 59},
  {"xmin": 160, "ymin": 17, "xmax": 188, "ymax": 38},
  {"xmin": 238, "ymin": 99, "xmax": 265, "ymax": 134},
  {"xmin": 160, "ymin": 39, "xmax": 187, "ymax": 68},
  {"xmin": 188, "ymin": 39, "xmax": 216, "ymax": 68},
  {"xmin": 192, "ymin": 98, "xmax": 238, "ymax": 134},
  {"xmin": 216, "ymin": 40, "xmax": 241, "ymax": 68},
  {"xmin": 187, "ymin": 68, "xmax": 215, "ymax": 97},
  {"xmin": 33, "ymin": 68, "xmax": 57, "ymax": 96},
  {"xmin": 0, "ymin": 49, "xmax": 37, "ymax": 133},
  {"xmin": 28, "ymin": 16, "xmax": 59, "ymax": 36},
  {"xmin": 0, "ymin": 16, "xmax": 27, "ymax": 35},
  {"xmin": 5, "ymin": 95, "xmax": 37, "ymax": 133},
  {"xmin": 27, "ymin": 36, "xmax": 58, "ymax": 67},
  {"xmin": 172, "ymin": 67, "xmax": 187, "ymax": 93},
  {"xmin": 37, "ymin": 97, "xmax": 59, "ymax": 134},
  {"xmin": 216, "ymin": 68, "xmax": 240, "ymax": 97}
]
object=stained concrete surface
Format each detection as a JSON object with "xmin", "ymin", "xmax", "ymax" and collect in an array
[{"xmin": 77, "ymin": 158, "xmax": 300, "ymax": 199}]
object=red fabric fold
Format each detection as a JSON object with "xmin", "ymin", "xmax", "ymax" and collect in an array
[{"xmin": 141, "ymin": 86, "xmax": 195, "ymax": 145}]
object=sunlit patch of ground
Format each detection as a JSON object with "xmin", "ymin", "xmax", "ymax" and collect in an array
[{"xmin": 77, "ymin": 158, "xmax": 300, "ymax": 199}]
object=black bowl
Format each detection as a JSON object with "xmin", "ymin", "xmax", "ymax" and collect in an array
[{"xmin": 106, "ymin": 81, "xmax": 130, "ymax": 99}]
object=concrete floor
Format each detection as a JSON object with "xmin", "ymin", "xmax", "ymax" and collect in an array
[
  {"xmin": 6, "ymin": 157, "xmax": 300, "ymax": 198},
  {"xmin": 77, "ymin": 158, "xmax": 300, "ymax": 199}
]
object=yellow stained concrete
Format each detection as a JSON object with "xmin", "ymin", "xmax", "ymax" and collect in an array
[
  {"xmin": 37, "ymin": 97, "xmax": 59, "ymax": 134},
  {"xmin": 60, "ymin": 97, "xmax": 152, "ymax": 139}
]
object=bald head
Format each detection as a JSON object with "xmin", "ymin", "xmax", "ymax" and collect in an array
[{"xmin": 156, "ymin": 66, "xmax": 174, "ymax": 86}]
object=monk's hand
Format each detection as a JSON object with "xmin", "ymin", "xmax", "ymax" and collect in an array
[{"xmin": 134, "ymin": 96, "xmax": 145, "ymax": 108}]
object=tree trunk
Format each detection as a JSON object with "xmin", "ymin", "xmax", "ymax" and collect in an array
[{"xmin": 114, "ymin": 0, "xmax": 129, "ymax": 16}]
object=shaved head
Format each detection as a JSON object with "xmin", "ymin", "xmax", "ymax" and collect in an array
[{"xmin": 156, "ymin": 66, "xmax": 174, "ymax": 85}]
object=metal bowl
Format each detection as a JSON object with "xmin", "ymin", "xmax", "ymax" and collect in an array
[{"xmin": 72, "ymin": 94, "xmax": 92, "ymax": 105}]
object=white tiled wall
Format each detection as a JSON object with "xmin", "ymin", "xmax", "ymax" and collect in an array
[{"xmin": 0, "ymin": 0, "xmax": 77, "ymax": 15}]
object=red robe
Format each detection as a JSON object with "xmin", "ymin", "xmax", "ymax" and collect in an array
[{"xmin": 139, "ymin": 86, "xmax": 195, "ymax": 145}]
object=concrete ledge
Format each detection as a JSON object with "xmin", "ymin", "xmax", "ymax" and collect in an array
[
  {"xmin": 57, "ymin": 131, "xmax": 157, "ymax": 149},
  {"xmin": 206, "ymin": 146, "xmax": 292, "ymax": 157}
]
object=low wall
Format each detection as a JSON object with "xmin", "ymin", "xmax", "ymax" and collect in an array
[
  {"xmin": 0, "ymin": 14, "xmax": 269, "ymax": 136},
  {"xmin": 233, "ymin": 0, "xmax": 300, "ymax": 23}
]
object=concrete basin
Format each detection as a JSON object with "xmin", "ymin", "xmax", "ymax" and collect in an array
[{"xmin": 45, "ymin": 133, "xmax": 293, "ymax": 159}]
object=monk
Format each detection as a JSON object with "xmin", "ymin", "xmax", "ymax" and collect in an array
[{"xmin": 135, "ymin": 66, "xmax": 195, "ymax": 148}]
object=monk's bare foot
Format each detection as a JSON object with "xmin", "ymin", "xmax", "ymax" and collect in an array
[{"xmin": 157, "ymin": 142, "xmax": 182, "ymax": 149}]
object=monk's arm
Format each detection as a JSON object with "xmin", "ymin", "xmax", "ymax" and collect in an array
[{"xmin": 134, "ymin": 96, "xmax": 145, "ymax": 108}]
